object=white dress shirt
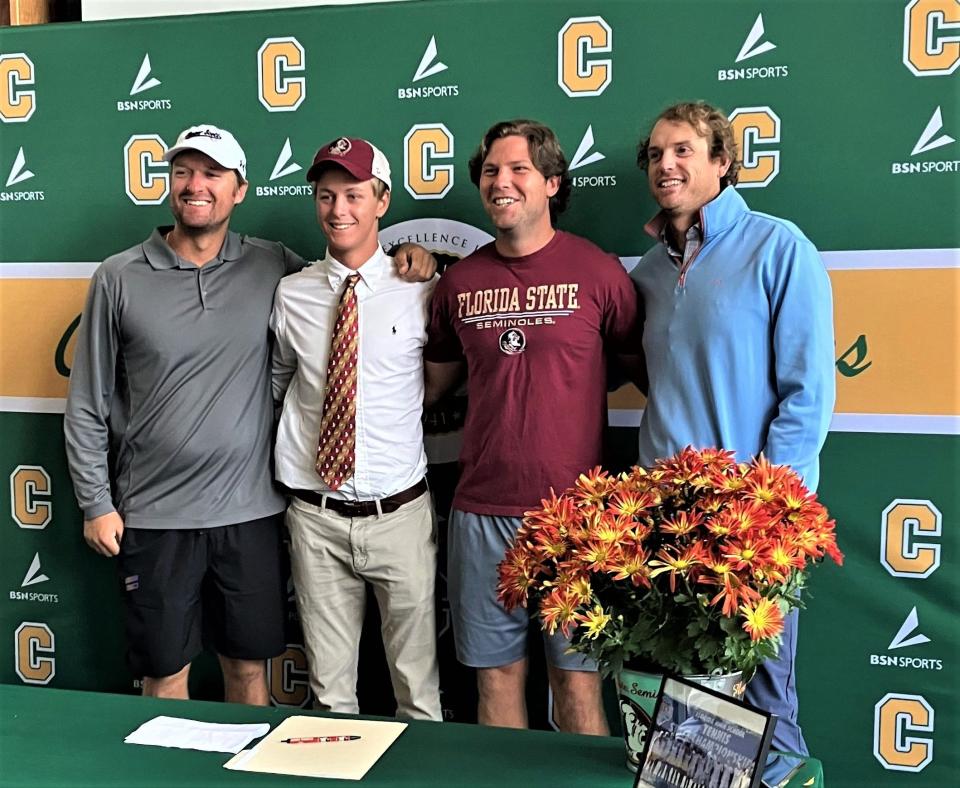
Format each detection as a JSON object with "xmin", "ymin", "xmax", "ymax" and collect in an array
[{"xmin": 271, "ymin": 247, "xmax": 437, "ymax": 498}]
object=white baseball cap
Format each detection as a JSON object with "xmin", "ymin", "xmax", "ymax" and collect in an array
[{"xmin": 163, "ymin": 124, "xmax": 247, "ymax": 182}]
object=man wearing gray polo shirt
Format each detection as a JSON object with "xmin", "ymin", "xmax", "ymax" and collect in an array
[{"xmin": 64, "ymin": 124, "xmax": 434, "ymax": 705}]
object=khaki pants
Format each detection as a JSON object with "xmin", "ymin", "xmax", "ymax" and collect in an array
[{"xmin": 286, "ymin": 491, "xmax": 441, "ymax": 721}]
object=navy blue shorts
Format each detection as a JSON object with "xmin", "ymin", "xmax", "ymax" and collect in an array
[{"xmin": 117, "ymin": 514, "xmax": 286, "ymax": 679}]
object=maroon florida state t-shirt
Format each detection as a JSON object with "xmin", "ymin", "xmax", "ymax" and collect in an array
[{"xmin": 425, "ymin": 231, "xmax": 638, "ymax": 516}]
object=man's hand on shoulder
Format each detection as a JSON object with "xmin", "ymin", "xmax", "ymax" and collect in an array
[
  {"xmin": 84, "ymin": 511, "xmax": 125, "ymax": 557},
  {"xmin": 393, "ymin": 243, "xmax": 437, "ymax": 282}
]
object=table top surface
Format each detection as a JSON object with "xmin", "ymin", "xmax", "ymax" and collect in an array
[
  {"xmin": 0, "ymin": 684, "xmax": 822, "ymax": 787},
  {"xmin": 0, "ymin": 684, "xmax": 635, "ymax": 788}
]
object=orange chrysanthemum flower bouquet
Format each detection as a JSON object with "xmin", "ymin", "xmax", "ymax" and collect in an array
[{"xmin": 497, "ymin": 447, "xmax": 843, "ymax": 679}]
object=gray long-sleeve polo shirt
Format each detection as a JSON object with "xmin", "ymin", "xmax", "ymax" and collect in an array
[{"xmin": 64, "ymin": 227, "xmax": 304, "ymax": 529}]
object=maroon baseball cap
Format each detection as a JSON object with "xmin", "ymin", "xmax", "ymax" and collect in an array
[{"xmin": 305, "ymin": 136, "xmax": 392, "ymax": 189}]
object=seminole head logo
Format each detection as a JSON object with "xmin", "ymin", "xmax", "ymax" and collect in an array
[
  {"xmin": 328, "ymin": 138, "xmax": 352, "ymax": 156},
  {"xmin": 499, "ymin": 329, "xmax": 526, "ymax": 355}
]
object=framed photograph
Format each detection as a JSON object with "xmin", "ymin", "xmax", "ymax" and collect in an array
[{"xmin": 632, "ymin": 675, "xmax": 777, "ymax": 788}]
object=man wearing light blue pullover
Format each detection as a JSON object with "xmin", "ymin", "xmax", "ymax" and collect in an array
[{"xmin": 631, "ymin": 101, "xmax": 835, "ymax": 784}]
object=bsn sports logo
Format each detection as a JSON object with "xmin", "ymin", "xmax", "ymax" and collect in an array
[
  {"xmin": 398, "ymin": 36, "xmax": 458, "ymax": 100},
  {"xmin": 874, "ymin": 694, "xmax": 934, "ymax": 772},
  {"xmin": 10, "ymin": 465, "xmax": 52, "ymax": 529},
  {"xmin": 728, "ymin": 107, "xmax": 780, "ymax": 188},
  {"xmin": 889, "ymin": 607, "xmax": 931, "ymax": 649},
  {"xmin": 718, "ymin": 13, "xmax": 789, "ymax": 81},
  {"xmin": 5, "ymin": 146, "xmax": 33, "ymax": 187},
  {"xmin": 0, "ymin": 53, "xmax": 35, "ymax": 123},
  {"xmin": 414, "ymin": 36, "xmax": 447, "ymax": 80},
  {"xmin": 736, "ymin": 13, "xmax": 776, "ymax": 61},
  {"xmin": 21, "ymin": 553, "xmax": 49, "ymax": 588},
  {"xmin": 912, "ymin": 106, "xmax": 955, "ymax": 153},
  {"xmin": 1, "ymin": 146, "xmax": 43, "ymax": 202},
  {"xmin": 117, "ymin": 53, "xmax": 172, "ymax": 112},
  {"xmin": 880, "ymin": 499, "xmax": 941, "ymax": 578},
  {"xmin": 15, "ymin": 621, "xmax": 55, "ymax": 685},
  {"xmin": 255, "ymin": 138, "xmax": 311, "ymax": 198},
  {"xmin": 903, "ymin": 0, "xmax": 960, "ymax": 76},
  {"xmin": 10, "ymin": 553, "xmax": 59, "ymax": 604},
  {"xmin": 268, "ymin": 644, "xmax": 311, "ymax": 707},
  {"xmin": 404, "ymin": 123, "xmax": 454, "ymax": 199},
  {"xmin": 558, "ymin": 16, "xmax": 612, "ymax": 97},
  {"xmin": 258, "ymin": 37, "xmax": 306, "ymax": 112},
  {"xmin": 131, "ymin": 53, "xmax": 160, "ymax": 94},
  {"xmin": 124, "ymin": 134, "xmax": 169, "ymax": 205},
  {"xmin": 868, "ymin": 607, "xmax": 942, "ymax": 671},
  {"xmin": 568, "ymin": 125, "xmax": 616, "ymax": 188},
  {"xmin": 891, "ymin": 106, "xmax": 959, "ymax": 174}
]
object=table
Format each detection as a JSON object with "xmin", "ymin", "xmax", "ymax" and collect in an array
[{"xmin": 0, "ymin": 685, "xmax": 822, "ymax": 787}]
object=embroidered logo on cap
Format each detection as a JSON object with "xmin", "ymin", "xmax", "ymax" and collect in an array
[
  {"xmin": 186, "ymin": 128, "xmax": 222, "ymax": 141},
  {"xmin": 329, "ymin": 138, "xmax": 352, "ymax": 155}
]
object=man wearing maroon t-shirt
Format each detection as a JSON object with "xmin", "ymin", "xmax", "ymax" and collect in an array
[{"xmin": 425, "ymin": 120, "xmax": 638, "ymax": 734}]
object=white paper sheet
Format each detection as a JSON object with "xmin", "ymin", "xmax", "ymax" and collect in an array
[{"xmin": 124, "ymin": 716, "xmax": 270, "ymax": 753}]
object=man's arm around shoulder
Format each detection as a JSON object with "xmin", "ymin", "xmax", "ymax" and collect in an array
[{"xmin": 392, "ymin": 243, "xmax": 437, "ymax": 282}]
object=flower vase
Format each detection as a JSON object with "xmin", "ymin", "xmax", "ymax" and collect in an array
[{"xmin": 615, "ymin": 666, "xmax": 745, "ymax": 773}]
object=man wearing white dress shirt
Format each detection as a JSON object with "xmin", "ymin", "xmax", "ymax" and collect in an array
[{"xmin": 271, "ymin": 136, "xmax": 441, "ymax": 720}]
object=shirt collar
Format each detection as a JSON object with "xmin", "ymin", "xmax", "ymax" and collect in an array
[
  {"xmin": 643, "ymin": 211, "xmax": 669, "ymax": 242},
  {"xmin": 644, "ymin": 215, "xmax": 703, "ymax": 260},
  {"xmin": 319, "ymin": 246, "xmax": 390, "ymax": 293},
  {"xmin": 644, "ymin": 212, "xmax": 703, "ymax": 245},
  {"xmin": 142, "ymin": 226, "xmax": 241, "ymax": 270},
  {"xmin": 643, "ymin": 185, "xmax": 748, "ymax": 245}
]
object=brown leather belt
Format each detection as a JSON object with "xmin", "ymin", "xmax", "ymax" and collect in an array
[{"xmin": 289, "ymin": 478, "xmax": 427, "ymax": 518}]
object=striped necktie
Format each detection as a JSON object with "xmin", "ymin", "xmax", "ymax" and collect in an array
[{"xmin": 316, "ymin": 273, "xmax": 361, "ymax": 490}]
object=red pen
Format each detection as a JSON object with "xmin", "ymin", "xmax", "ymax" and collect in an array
[{"xmin": 281, "ymin": 735, "xmax": 361, "ymax": 744}]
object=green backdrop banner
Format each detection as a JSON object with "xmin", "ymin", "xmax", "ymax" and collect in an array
[{"xmin": 1, "ymin": 1, "xmax": 957, "ymax": 785}]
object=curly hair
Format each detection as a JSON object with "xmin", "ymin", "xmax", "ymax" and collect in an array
[
  {"xmin": 637, "ymin": 101, "xmax": 741, "ymax": 188},
  {"xmin": 468, "ymin": 119, "xmax": 571, "ymax": 224}
]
